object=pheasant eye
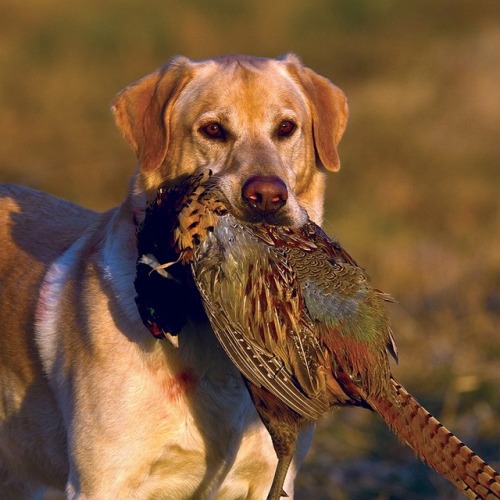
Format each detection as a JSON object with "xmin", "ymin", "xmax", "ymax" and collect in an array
[
  {"xmin": 201, "ymin": 122, "xmax": 226, "ymax": 140},
  {"xmin": 277, "ymin": 120, "xmax": 296, "ymax": 138}
]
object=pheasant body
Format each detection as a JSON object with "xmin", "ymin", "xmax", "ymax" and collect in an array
[{"xmin": 135, "ymin": 170, "xmax": 500, "ymax": 499}]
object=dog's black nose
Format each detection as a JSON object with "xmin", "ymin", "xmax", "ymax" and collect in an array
[{"xmin": 242, "ymin": 176, "xmax": 288, "ymax": 214}]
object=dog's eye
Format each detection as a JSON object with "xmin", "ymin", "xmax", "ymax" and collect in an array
[
  {"xmin": 201, "ymin": 122, "xmax": 226, "ymax": 140},
  {"xmin": 277, "ymin": 120, "xmax": 296, "ymax": 138}
]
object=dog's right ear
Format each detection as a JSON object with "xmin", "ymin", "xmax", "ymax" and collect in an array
[{"xmin": 112, "ymin": 57, "xmax": 193, "ymax": 173}]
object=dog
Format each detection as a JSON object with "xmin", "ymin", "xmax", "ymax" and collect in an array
[{"xmin": 0, "ymin": 54, "xmax": 348, "ymax": 499}]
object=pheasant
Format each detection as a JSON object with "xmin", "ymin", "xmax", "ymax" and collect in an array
[{"xmin": 135, "ymin": 170, "xmax": 500, "ymax": 500}]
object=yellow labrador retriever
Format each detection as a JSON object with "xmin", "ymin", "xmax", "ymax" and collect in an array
[{"xmin": 0, "ymin": 54, "xmax": 347, "ymax": 499}]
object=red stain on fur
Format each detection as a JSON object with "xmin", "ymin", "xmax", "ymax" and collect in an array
[{"xmin": 164, "ymin": 369, "xmax": 197, "ymax": 402}]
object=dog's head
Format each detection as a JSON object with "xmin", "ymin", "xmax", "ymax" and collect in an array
[{"xmin": 112, "ymin": 54, "xmax": 348, "ymax": 226}]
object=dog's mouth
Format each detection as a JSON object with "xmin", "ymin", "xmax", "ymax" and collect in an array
[
  {"xmin": 215, "ymin": 193, "xmax": 300, "ymax": 227},
  {"xmin": 235, "ymin": 206, "xmax": 296, "ymax": 226},
  {"xmin": 207, "ymin": 172, "xmax": 305, "ymax": 228}
]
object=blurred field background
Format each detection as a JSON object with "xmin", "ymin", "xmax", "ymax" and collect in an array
[{"xmin": 1, "ymin": 0, "xmax": 499, "ymax": 498}]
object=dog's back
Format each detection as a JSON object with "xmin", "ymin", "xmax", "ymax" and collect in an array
[
  {"xmin": 0, "ymin": 184, "xmax": 98, "ymax": 262},
  {"xmin": 0, "ymin": 184, "xmax": 97, "ymax": 496}
]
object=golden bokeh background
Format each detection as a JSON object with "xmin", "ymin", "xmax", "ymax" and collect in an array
[{"xmin": 1, "ymin": 0, "xmax": 499, "ymax": 497}]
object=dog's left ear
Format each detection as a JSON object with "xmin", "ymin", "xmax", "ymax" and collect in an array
[
  {"xmin": 112, "ymin": 57, "xmax": 193, "ymax": 173},
  {"xmin": 284, "ymin": 55, "xmax": 348, "ymax": 172}
]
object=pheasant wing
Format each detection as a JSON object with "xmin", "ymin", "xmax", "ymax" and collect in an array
[
  {"xmin": 248, "ymin": 222, "xmax": 397, "ymax": 404},
  {"xmin": 191, "ymin": 216, "xmax": 329, "ymax": 420}
]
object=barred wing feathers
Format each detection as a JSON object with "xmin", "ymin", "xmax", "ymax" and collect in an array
[{"xmin": 192, "ymin": 216, "xmax": 329, "ymax": 420}]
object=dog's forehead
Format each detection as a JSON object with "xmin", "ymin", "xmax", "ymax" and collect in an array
[{"xmin": 174, "ymin": 57, "xmax": 308, "ymax": 120}]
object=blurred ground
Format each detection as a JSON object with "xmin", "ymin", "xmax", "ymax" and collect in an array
[{"xmin": 0, "ymin": 1, "xmax": 498, "ymax": 498}]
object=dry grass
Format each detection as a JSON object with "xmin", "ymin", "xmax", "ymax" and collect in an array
[{"xmin": 0, "ymin": 0, "xmax": 498, "ymax": 497}]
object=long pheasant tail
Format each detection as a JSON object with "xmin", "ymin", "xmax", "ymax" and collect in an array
[{"xmin": 368, "ymin": 378, "xmax": 500, "ymax": 499}]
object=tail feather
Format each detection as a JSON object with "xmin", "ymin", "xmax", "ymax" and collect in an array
[{"xmin": 368, "ymin": 378, "xmax": 500, "ymax": 499}]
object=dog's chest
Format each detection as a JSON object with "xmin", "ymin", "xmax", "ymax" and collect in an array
[
  {"xmin": 137, "ymin": 331, "xmax": 277, "ymax": 498},
  {"xmin": 81, "ymin": 224, "xmax": 278, "ymax": 497}
]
